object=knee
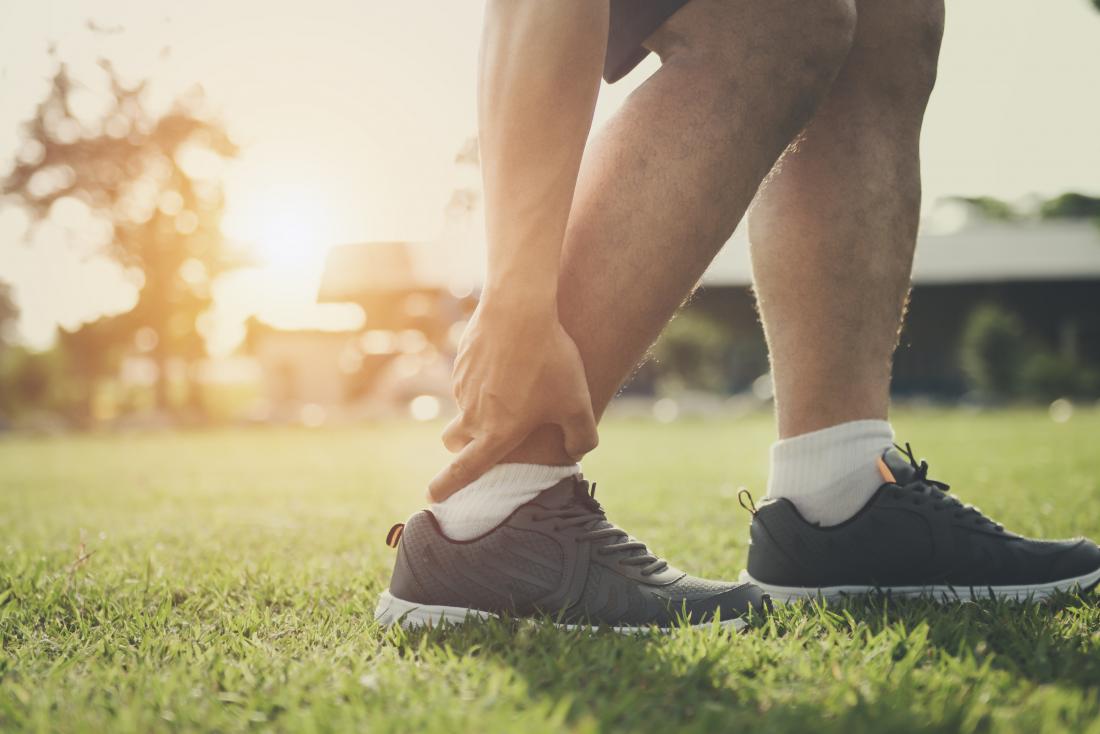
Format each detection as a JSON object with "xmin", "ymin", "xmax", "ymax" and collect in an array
[
  {"xmin": 646, "ymin": 0, "xmax": 857, "ymax": 103},
  {"xmin": 847, "ymin": 0, "xmax": 945, "ymax": 110},
  {"xmin": 789, "ymin": 0, "xmax": 860, "ymax": 80}
]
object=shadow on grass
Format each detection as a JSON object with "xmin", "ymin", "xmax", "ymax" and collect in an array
[
  {"xmin": 808, "ymin": 592, "xmax": 1100, "ymax": 688},
  {"xmin": 383, "ymin": 591, "xmax": 1100, "ymax": 733},
  {"xmin": 390, "ymin": 619, "xmax": 825, "ymax": 732}
]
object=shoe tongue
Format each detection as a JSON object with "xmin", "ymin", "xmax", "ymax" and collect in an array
[
  {"xmin": 532, "ymin": 477, "xmax": 660, "ymax": 564},
  {"xmin": 880, "ymin": 447, "xmax": 919, "ymax": 485},
  {"xmin": 532, "ymin": 475, "xmax": 588, "ymax": 509}
]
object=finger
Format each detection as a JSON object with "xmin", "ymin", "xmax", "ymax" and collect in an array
[
  {"xmin": 441, "ymin": 415, "xmax": 473, "ymax": 453},
  {"xmin": 560, "ymin": 408, "xmax": 599, "ymax": 461},
  {"xmin": 427, "ymin": 432, "xmax": 521, "ymax": 503}
]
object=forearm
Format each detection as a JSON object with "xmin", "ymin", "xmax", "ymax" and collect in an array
[{"xmin": 478, "ymin": 0, "xmax": 608, "ymax": 309}]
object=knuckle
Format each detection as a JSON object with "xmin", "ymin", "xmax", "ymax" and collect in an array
[
  {"xmin": 485, "ymin": 418, "xmax": 522, "ymax": 441},
  {"xmin": 449, "ymin": 459, "xmax": 470, "ymax": 480},
  {"xmin": 573, "ymin": 437, "xmax": 597, "ymax": 455},
  {"xmin": 482, "ymin": 429, "xmax": 509, "ymax": 446}
]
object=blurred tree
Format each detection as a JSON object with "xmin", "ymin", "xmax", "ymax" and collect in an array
[
  {"xmin": 56, "ymin": 314, "xmax": 132, "ymax": 423},
  {"xmin": 1039, "ymin": 192, "xmax": 1100, "ymax": 220},
  {"xmin": 1020, "ymin": 351, "xmax": 1100, "ymax": 401},
  {"xmin": 0, "ymin": 346, "xmax": 66, "ymax": 420},
  {"xmin": 651, "ymin": 308, "xmax": 736, "ymax": 394},
  {"xmin": 1, "ymin": 60, "xmax": 240, "ymax": 415},
  {"xmin": 957, "ymin": 302, "xmax": 1100, "ymax": 402},
  {"xmin": 0, "ymin": 281, "xmax": 17, "ymax": 359},
  {"xmin": 959, "ymin": 303, "xmax": 1030, "ymax": 399},
  {"xmin": 443, "ymin": 135, "xmax": 482, "ymax": 255},
  {"xmin": 950, "ymin": 196, "xmax": 1019, "ymax": 221},
  {"xmin": 0, "ymin": 281, "xmax": 20, "ymax": 421},
  {"xmin": 453, "ymin": 135, "xmax": 479, "ymax": 167}
]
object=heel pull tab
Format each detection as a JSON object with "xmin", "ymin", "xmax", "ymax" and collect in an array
[
  {"xmin": 385, "ymin": 523, "xmax": 405, "ymax": 548},
  {"xmin": 876, "ymin": 455, "xmax": 897, "ymax": 484},
  {"xmin": 737, "ymin": 488, "xmax": 757, "ymax": 516}
]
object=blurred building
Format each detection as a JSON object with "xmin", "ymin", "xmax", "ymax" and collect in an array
[
  {"xmin": 697, "ymin": 203, "xmax": 1100, "ymax": 396},
  {"xmin": 246, "ymin": 325, "xmax": 355, "ymax": 416},
  {"xmin": 247, "ymin": 241, "xmax": 474, "ymax": 420},
  {"xmin": 318, "ymin": 240, "xmax": 474, "ymax": 346},
  {"xmin": 251, "ymin": 207, "xmax": 1100, "ymax": 415}
]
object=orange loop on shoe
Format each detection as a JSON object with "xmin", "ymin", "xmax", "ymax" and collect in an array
[
  {"xmin": 385, "ymin": 523, "xmax": 405, "ymax": 548},
  {"xmin": 877, "ymin": 456, "xmax": 897, "ymax": 484}
]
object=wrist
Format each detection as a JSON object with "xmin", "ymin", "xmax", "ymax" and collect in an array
[{"xmin": 480, "ymin": 281, "xmax": 558, "ymax": 320}]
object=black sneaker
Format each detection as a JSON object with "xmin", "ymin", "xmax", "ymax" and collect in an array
[
  {"xmin": 742, "ymin": 444, "xmax": 1100, "ymax": 602},
  {"xmin": 375, "ymin": 475, "xmax": 769, "ymax": 631}
]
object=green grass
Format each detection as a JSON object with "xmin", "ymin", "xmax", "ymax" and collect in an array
[{"xmin": 2, "ymin": 408, "xmax": 1100, "ymax": 733}]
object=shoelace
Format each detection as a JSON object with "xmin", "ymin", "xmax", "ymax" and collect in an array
[
  {"xmin": 531, "ymin": 483, "xmax": 670, "ymax": 576},
  {"xmin": 896, "ymin": 442, "xmax": 1004, "ymax": 532}
]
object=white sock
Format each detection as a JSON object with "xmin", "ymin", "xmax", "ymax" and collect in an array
[
  {"xmin": 765, "ymin": 419, "xmax": 894, "ymax": 526},
  {"xmin": 430, "ymin": 463, "xmax": 580, "ymax": 540}
]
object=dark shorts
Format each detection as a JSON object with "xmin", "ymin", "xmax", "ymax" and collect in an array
[{"xmin": 605, "ymin": 0, "xmax": 692, "ymax": 83}]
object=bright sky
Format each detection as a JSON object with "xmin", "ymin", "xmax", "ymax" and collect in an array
[{"xmin": 1, "ymin": 0, "xmax": 1099, "ymax": 352}]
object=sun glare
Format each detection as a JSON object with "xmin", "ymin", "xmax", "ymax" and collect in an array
[{"xmin": 223, "ymin": 185, "xmax": 337, "ymax": 269}]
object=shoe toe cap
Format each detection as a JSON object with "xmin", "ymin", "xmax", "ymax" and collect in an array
[
  {"xmin": 684, "ymin": 582, "xmax": 771, "ymax": 623},
  {"xmin": 1051, "ymin": 539, "xmax": 1100, "ymax": 582}
]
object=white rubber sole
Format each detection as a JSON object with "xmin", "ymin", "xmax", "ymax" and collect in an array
[
  {"xmin": 740, "ymin": 566, "xmax": 1100, "ymax": 604},
  {"xmin": 373, "ymin": 591, "xmax": 748, "ymax": 633}
]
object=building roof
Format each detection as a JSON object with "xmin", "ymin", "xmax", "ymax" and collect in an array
[
  {"xmin": 702, "ymin": 219, "xmax": 1100, "ymax": 287},
  {"xmin": 318, "ymin": 217, "xmax": 1100, "ymax": 302},
  {"xmin": 319, "ymin": 241, "xmax": 433, "ymax": 301},
  {"xmin": 318, "ymin": 240, "xmax": 482, "ymax": 302},
  {"xmin": 910, "ymin": 221, "xmax": 1100, "ymax": 284}
]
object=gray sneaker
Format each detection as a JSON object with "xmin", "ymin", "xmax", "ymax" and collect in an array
[{"xmin": 375, "ymin": 475, "xmax": 769, "ymax": 631}]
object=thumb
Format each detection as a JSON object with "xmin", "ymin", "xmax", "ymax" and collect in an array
[
  {"xmin": 441, "ymin": 415, "xmax": 472, "ymax": 453},
  {"xmin": 427, "ymin": 432, "xmax": 518, "ymax": 503},
  {"xmin": 560, "ymin": 406, "xmax": 599, "ymax": 461}
]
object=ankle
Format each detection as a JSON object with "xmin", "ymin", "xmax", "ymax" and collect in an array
[
  {"xmin": 501, "ymin": 424, "xmax": 577, "ymax": 465},
  {"xmin": 430, "ymin": 462, "xmax": 580, "ymax": 540},
  {"xmin": 766, "ymin": 419, "xmax": 893, "ymax": 525},
  {"xmin": 776, "ymin": 404, "xmax": 889, "ymax": 439}
]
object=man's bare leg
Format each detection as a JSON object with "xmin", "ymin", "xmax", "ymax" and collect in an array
[
  {"xmin": 508, "ymin": 0, "xmax": 857, "ymax": 464},
  {"xmin": 737, "ymin": 0, "xmax": 1100, "ymax": 599},
  {"xmin": 747, "ymin": 0, "xmax": 944, "ymax": 524},
  {"xmin": 385, "ymin": 0, "xmax": 853, "ymax": 626},
  {"xmin": 750, "ymin": 0, "xmax": 944, "ymax": 438}
]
